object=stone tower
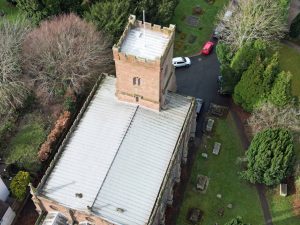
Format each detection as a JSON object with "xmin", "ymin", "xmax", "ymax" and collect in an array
[{"xmin": 112, "ymin": 15, "xmax": 176, "ymax": 111}]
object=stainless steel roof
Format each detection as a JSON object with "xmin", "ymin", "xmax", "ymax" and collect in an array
[
  {"xmin": 120, "ymin": 27, "xmax": 170, "ymax": 60},
  {"xmin": 41, "ymin": 76, "xmax": 192, "ymax": 225}
]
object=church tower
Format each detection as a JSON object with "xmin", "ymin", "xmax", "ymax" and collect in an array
[{"xmin": 112, "ymin": 15, "xmax": 176, "ymax": 111}]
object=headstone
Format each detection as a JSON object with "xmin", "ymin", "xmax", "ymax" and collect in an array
[
  {"xmin": 213, "ymin": 142, "xmax": 221, "ymax": 155},
  {"xmin": 188, "ymin": 208, "xmax": 202, "ymax": 223},
  {"xmin": 206, "ymin": 118, "xmax": 214, "ymax": 132},
  {"xmin": 196, "ymin": 174, "xmax": 208, "ymax": 191},
  {"xmin": 216, "ymin": 194, "xmax": 222, "ymax": 199},
  {"xmin": 201, "ymin": 153, "xmax": 208, "ymax": 158},
  {"xmin": 280, "ymin": 183, "xmax": 287, "ymax": 197},
  {"xmin": 227, "ymin": 203, "xmax": 233, "ymax": 209},
  {"xmin": 186, "ymin": 15, "xmax": 199, "ymax": 27}
]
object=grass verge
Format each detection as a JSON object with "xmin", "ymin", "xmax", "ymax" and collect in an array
[
  {"xmin": 278, "ymin": 43, "xmax": 300, "ymax": 98},
  {"xmin": 176, "ymin": 114, "xmax": 264, "ymax": 225}
]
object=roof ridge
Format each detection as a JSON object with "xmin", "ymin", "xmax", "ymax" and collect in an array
[{"xmin": 90, "ymin": 104, "xmax": 139, "ymax": 210}]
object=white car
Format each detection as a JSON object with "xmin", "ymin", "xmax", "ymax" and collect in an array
[{"xmin": 172, "ymin": 57, "xmax": 191, "ymax": 68}]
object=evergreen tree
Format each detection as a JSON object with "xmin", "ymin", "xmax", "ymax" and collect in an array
[
  {"xmin": 17, "ymin": 0, "xmax": 83, "ymax": 24},
  {"xmin": 269, "ymin": 71, "xmax": 292, "ymax": 106},
  {"xmin": 241, "ymin": 129, "xmax": 295, "ymax": 186}
]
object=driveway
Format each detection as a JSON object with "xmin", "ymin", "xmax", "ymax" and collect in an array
[
  {"xmin": 175, "ymin": 51, "xmax": 230, "ymax": 111},
  {"xmin": 175, "ymin": 50, "xmax": 230, "ymax": 135}
]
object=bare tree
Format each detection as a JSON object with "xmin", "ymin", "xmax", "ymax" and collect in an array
[
  {"xmin": 22, "ymin": 14, "xmax": 112, "ymax": 99},
  {"xmin": 218, "ymin": 0, "xmax": 287, "ymax": 50},
  {"xmin": 248, "ymin": 102, "xmax": 300, "ymax": 135},
  {"xmin": 0, "ymin": 18, "xmax": 30, "ymax": 113}
]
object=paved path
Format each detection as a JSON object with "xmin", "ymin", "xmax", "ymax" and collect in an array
[{"xmin": 282, "ymin": 39, "xmax": 300, "ymax": 53}]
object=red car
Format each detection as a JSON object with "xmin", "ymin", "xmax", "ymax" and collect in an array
[{"xmin": 201, "ymin": 41, "xmax": 214, "ymax": 55}]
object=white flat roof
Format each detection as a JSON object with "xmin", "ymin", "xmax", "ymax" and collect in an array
[
  {"xmin": 40, "ymin": 76, "xmax": 192, "ymax": 225},
  {"xmin": 120, "ymin": 27, "xmax": 170, "ymax": 60}
]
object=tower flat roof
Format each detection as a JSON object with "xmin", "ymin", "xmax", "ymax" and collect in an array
[
  {"xmin": 39, "ymin": 76, "xmax": 193, "ymax": 225},
  {"xmin": 120, "ymin": 27, "xmax": 170, "ymax": 60}
]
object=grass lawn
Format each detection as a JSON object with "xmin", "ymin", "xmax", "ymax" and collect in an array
[
  {"xmin": 278, "ymin": 44, "xmax": 300, "ymax": 98},
  {"xmin": 171, "ymin": 0, "xmax": 228, "ymax": 56},
  {"xmin": 4, "ymin": 113, "xmax": 47, "ymax": 174},
  {"xmin": 0, "ymin": 0, "xmax": 20, "ymax": 20},
  {"xmin": 176, "ymin": 114, "xmax": 264, "ymax": 225},
  {"xmin": 267, "ymin": 184, "xmax": 300, "ymax": 225}
]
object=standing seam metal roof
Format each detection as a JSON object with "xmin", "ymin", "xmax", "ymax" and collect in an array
[{"xmin": 41, "ymin": 76, "xmax": 193, "ymax": 225}]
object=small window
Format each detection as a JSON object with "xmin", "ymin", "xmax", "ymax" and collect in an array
[
  {"xmin": 133, "ymin": 77, "xmax": 141, "ymax": 86},
  {"xmin": 135, "ymin": 96, "xmax": 139, "ymax": 102}
]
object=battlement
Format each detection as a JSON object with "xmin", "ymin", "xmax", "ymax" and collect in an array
[{"xmin": 113, "ymin": 15, "xmax": 175, "ymax": 62}]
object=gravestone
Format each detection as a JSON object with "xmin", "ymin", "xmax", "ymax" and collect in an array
[
  {"xmin": 206, "ymin": 118, "xmax": 214, "ymax": 132},
  {"xmin": 201, "ymin": 153, "xmax": 208, "ymax": 159},
  {"xmin": 280, "ymin": 183, "xmax": 287, "ymax": 196},
  {"xmin": 186, "ymin": 15, "xmax": 199, "ymax": 27},
  {"xmin": 196, "ymin": 174, "xmax": 208, "ymax": 191},
  {"xmin": 213, "ymin": 142, "xmax": 221, "ymax": 155},
  {"xmin": 188, "ymin": 208, "xmax": 203, "ymax": 224}
]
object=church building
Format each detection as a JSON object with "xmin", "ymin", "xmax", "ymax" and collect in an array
[{"xmin": 32, "ymin": 15, "xmax": 196, "ymax": 225}]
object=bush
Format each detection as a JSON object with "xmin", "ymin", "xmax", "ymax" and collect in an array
[
  {"xmin": 38, "ymin": 111, "xmax": 71, "ymax": 161},
  {"xmin": 22, "ymin": 14, "xmax": 112, "ymax": 100},
  {"xmin": 220, "ymin": 64, "xmax": 239, "ymax": 94},
  {"xmin": 269, "ymin": 71, "xmax": 292, "ymax": 106},
  {"xmin": 10, "ymin": 171, "xmax": 30, "ymax": 201},
  {"xmin": 241, "ymin": 128, "xmax": 295, "ymax": 186},
  {"xmin": 216, "ymin": 42, "xmax": 233, "ymax": 65},
  {"xmin": 248, "ymin": 103, "xmax": 300, "ymax": 135},
  {"xmin": 289, "ymin": 13, "xmax": 300, "ymax": 38}
]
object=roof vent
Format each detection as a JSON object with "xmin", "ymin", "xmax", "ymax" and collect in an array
[
  {"xmin": 116, "ymin": 208, "xmax": 125, "ymax": 213},
  {"xmin": 75, "ymin": 193, "xmax": 83, "ymax": 198}
]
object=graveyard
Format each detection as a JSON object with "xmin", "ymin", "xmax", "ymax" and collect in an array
[{"xmin": 176, "ymin": 113, "xmax": 264, "ymax": 225}]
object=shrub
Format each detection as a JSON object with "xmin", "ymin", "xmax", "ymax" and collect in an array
[
  {"xmin": 10, "ymin": 171, "xmax": 30, "ymax": 201},
  {"xmin": 269, "ymin": 71, "xmax": 292, "ymax": 106},
  {"xmin": 38, "ymin": 111, "xmax": 71, "ymax": 161},
  {"xmin": 22, "ymin": 14, "xmax": 112, "ymax": 100},
  {"xmin": 220, "ymin": 64, "xmax": 239, "ymax": 93},
  {"xmin": 248, "ymin": 103, "xmax": 300, "ymax": 135},
  {"xmin": 289, "ymin": 12, "xmax": 300, "ymax": 38},
  {"xmin": 216, "ymin": 42, "xmax": 233, "ymax": 65},
  {"xmin": 241, "ymin": 128, "xmax": 295, "ymax": 186}
]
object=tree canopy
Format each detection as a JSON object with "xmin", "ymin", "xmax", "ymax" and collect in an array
[
  {"xmin": 21, "ymin": 14, "xmax": 112, "ymax": 99},
  {"xmin": 85, "ymin": 0, "xmax": 179, "ymax": 39},
  {"xmin": 0, "ymin": 18, "xmax": 30, "ymax": 113},
  {"xmin": 241, "ymin": 128, "xmax": 295, "ymax": 186},
  {"xmin": 218, "ymin": 0, "xmax": 286, "ymax": 50},
  {"xmin": 16, "ymin": 0, "xmax": 84, "ymax": 24}
]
